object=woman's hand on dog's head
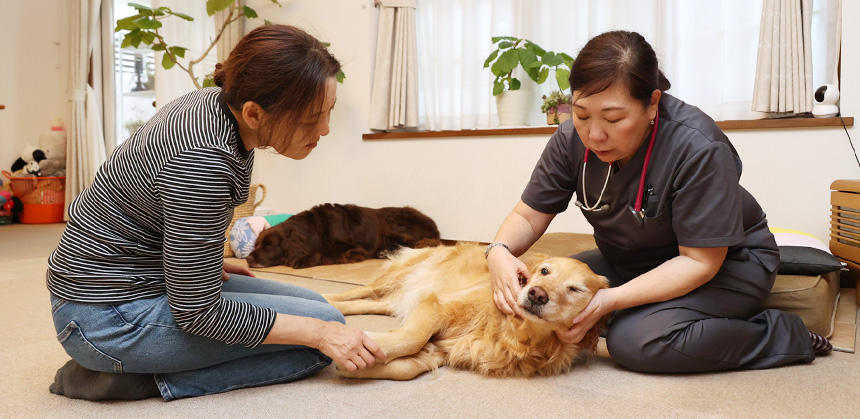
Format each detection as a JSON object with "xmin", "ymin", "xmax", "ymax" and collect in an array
[
  {"xmin": 487, "ymin": 249, "xmax": 528, "ymax": 317},
  {"xmin": 556, "ymin": 288, "xmax": 616, "ymax": 344}
]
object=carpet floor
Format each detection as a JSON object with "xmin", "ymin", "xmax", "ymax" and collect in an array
[{"xmin": 2, "ymin": 224, "xmax": 858, "ymax": 418}]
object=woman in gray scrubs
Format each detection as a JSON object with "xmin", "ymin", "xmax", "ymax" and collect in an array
[{"xmin": 486, "ymin": 30, "xmax": 832, "ymax": 373}]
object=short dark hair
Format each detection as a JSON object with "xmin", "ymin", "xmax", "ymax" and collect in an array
[
  {"xmin": 213, "ymin": 24, "xmax": 341, "ymax": 143},
  {"xmin": 569, "ymin": 31, "xmax": 670, "ymax": 107}
]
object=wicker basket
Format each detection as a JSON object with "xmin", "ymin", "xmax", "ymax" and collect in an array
[
  {"xmin": 224, "ymin": 183, "xmax": 266, "ymax": 257},
  {"xmin": 2, "ymin": 170, "xmax": 66, "ymax": 224}
]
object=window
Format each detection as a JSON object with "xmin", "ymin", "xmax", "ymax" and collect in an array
[
  {"xmin": 112, "ymin": 0, "xmax": 157, "ymax": 146},
  {"xmin": 415, "ymin": 0, "xmax": 841, "ymax": 130}
]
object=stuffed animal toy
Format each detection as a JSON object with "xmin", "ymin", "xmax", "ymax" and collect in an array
[
  {"xmin": 11, "ymin": 144, "xmax": 46, "ymax": 175},
  {"xmin": 38, "ymin": 159, "xmax": 65, "ymax": 177}
]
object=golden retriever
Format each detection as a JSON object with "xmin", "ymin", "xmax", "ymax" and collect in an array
[{"xmin": 323, "ymin": 243, "xmax": 609, "ymax": 380}]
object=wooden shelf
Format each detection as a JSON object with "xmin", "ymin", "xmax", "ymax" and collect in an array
[{"xmin": 363, "ymin": 116, "xmax": 853, "ymax": 140}]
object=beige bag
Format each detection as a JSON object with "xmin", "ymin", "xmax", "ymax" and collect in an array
[{"xmin": 224, "ymin": 184, "xmax": 266, "ymax": 257}]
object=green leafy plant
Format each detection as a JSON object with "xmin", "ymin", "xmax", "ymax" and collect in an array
[
  {"xmin": 116, "ymin": 1, "xmax": 345, "ymax": 89},
  {"xmin": 540, "ymin": 90, "xmax": 571, "ymax": 114},
  {"xmin": 483, "ymin": 36, "xmax": 574, "ymax": 96}
]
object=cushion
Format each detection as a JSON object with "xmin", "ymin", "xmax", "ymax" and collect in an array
[
  {"xmin": 770, "ymin": 227, "xmax": 844, "ymax": 275},
  {"xmin": 763, "ymin": 271, "xmax": 841, "ymax": 337},
  {"xmin": 229, "ymin": 214, "xmax": 292, "ymax": 259},
  {"xmin": 778, "ymin": 246, "xmax": 844, "ymax": 275}
]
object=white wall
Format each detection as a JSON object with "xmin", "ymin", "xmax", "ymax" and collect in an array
[
  {"xmin": 5, "ymin": 1, "xmax": 856, "ymax": 244},
  {"xmin": 1, "ymin": 1, "xmax": 71, "ymax": 173},
  {"xmin": 252, "ymin": 0, "xmax": 859, "ymax": 243}
]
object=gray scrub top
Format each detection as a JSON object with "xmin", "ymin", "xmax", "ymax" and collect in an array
[{"xmin": 522, "ymin": 93, "xmax": 779, "ymax": 298}]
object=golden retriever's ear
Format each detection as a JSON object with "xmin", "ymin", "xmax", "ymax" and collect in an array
[
  {"xmin": 594, "ymin": 274, "xmax": 609, "ymax": 289},
  {"xmin": 519, "ymin": 252, "xmax": 548, "ymax": 271},
  {"xmin": 581, "ymin": 315, "xmax": 606, "ymax": 353}
]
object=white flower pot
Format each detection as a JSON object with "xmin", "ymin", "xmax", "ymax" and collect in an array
[{"xmin": 495, "ymin": 89, "xmax": 532, "ymax": 127}]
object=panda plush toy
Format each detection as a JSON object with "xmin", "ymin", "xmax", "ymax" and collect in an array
[{"xmin": 10, "ymin": 145, "xmax": 46, "ymax": 177}]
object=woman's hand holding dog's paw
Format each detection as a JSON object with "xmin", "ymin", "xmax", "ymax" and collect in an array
[
  {"xmin": 317, "ymin": 322, "xmax": 386, "ymax": 372},
  {"xmin": 556, "ymin": 288, "xmax": 616, "ymax": 344},
  {"xmin": 488, "ymin": 248, "xmax": 528, "ymax": 316}
]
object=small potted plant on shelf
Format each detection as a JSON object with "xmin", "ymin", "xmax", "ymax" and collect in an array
[
  {"xmin": 483, "ymin": 36, "xmax": 573, "ymax": 126},
  {"xmin": 541, "ymin": 90, "xmax": 572, "ymax": 125}
]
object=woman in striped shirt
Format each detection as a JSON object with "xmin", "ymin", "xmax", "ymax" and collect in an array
[{"xmin": 46, "ymin": 25, "xmax": 384, "ymax": 401}]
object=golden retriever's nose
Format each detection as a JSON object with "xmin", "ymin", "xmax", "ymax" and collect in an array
[{"xmin": 527, "ymin": 286, "xmax": 548, "ymax": 305}]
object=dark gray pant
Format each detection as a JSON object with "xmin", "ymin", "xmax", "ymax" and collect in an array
[{"xmin": 573, "ymin": 249, "xmax": 815, "ymax": 373}]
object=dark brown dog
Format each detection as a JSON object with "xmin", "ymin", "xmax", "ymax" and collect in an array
[{"xmin": 246, "ymin": 204, "xmax": 441, "ymax": 268}]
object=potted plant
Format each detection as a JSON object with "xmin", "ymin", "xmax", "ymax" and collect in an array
[
  {"xmin": 483, "ymin": 36, "xmax": 573, "ymax": 126},
  {"xmin": 541, "ymin": 91, "xmax": 572, "ymax": 125}
]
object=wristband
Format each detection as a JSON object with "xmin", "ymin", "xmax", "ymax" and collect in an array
[{"xmin": 484, "ymin": 242, "xmax": 511, "ymax": 258}]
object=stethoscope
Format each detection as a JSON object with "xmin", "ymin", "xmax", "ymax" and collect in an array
[{"xmin": 574, "ymin": 109, "xmax": 659, "ymax": 226}]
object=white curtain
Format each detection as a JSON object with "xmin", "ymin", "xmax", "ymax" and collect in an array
[
  {"xmin": 99, "ymin": 1, "xmax": 117, "ymax": 153},
  {"xmin": 153, "ymin": 0, "xmax": 218, "ymax": 107},
  {"xmin": 66, "ymin": 0, "xmax": 108, "ymax": 218},
  {"xmin": 215, "ymin": 1, "xmax": 244, "ymax": 63},
  {"xmin": 370, "ymin": 0, "xmax": 419, "ymax": 131},
  {"xmin": 752, "ymin": 0, "xmax": 813, "ymax": 114},
  {"xmin": 811, "ymin": 0, "xmax": 842, "ymax": 90},
  {"xmin": 416, "ymin": 0, "xmax": 770, "ymax": 130}
]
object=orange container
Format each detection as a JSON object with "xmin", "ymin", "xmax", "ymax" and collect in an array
[{"xmin": 2, "ymin": 172, "xmax": 66, "ymax": 224}]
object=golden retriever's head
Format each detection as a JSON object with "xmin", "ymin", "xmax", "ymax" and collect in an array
[{"xmin": 516, "ymin": 255, "xmax": 609, "ymax": 335}]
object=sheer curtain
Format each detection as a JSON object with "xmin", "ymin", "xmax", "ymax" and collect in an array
[
  {"xmin": 415, "ymin": 0, "xmax": 766, "ymax": 130},
  {"xmin": 152, "ymin": 0, "xmax": 218, "ymax": 107},
  {"xmin": 66, "ymin": 0, "xmax": 108, "ymax": 218}
]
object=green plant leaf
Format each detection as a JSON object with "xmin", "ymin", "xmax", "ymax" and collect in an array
[
  {"xmin": 509, "ymin": 78, "xmax": 521, "ymax": 90},
  {"xmin": 128, "ymin": 2, "xmax": 152, "ymax": 12},
  {"xmin": 242, "ymin": 6, "xmax": 258, "ymax": 18},
  {"xmin": 153, "ymin": 6, "xmax": 169, "ymax": 17},
  {"xmin": 126, "ymin": 30, "xmax": 143, "ymax": 48},
  {"xmin": 162, "ymin": 53, "xmax": 175, "ymax": 69},
  {"xmin": 169, "ymin": 46, "xmax": 187, "ymax": 58},
  {"xmin": 498, "ymin": 41, "xmax": 513, "ymax": 49},
  {"xmin": 335, "ymin": 69, "xmax": 345, "ymax": 83},
  {"xmin": 555, "ymin": 68, "xmax": 571, "ymax": 91},
  {"xmin": 202, "ymin": 75, "xmax": 216, "ymax": 87},
  {"xmin": 206, "ymin": 0, "xmax": 233, "ymax": 16},
  {"xmin": 121, "ymin": 34, "xmax": 133, "ymax": 48},
  {"xmin": 537, "ymin": 67, "xmax": 549, "ymax": 84},
  {"xmin": 115, "ymin": 14, "xmax": 141, "ymax": 31},
  {"xmin": 133, "ymin": 16, "xmax": 162, "ymax": 29},
  {"xmin": 526, "ymin": 66, "xmax": 540, "ymax": 82},
  {"xmin": 495, "ymin": 49, "xmax": 519, "ymax": 75},
  {"xmin": 264, "ymin": 19, "xmax": 274, "ymax": 25},
  {"xmin": 525, "ymin": 40, "xmax": 546, "ymax": 56},
  {"xmin": 542, "ymin": 52, "xmax": 562, "ymax": 67},
  {"xmin": 483, "ymin": 49, "xmax": 499, "ymax": 69},
  {"xmin": 559, "ymin": 52, "xmax": 574, "ymax": 68},
  {"xmin": 271, "ymin": 0, "xmax": 282, "ymax": 5},
  {"xmin": 141, "ymin": 31, "xmax": 155, "ymax": 45},
  {"xmin": 492, "ymin": 79, "xmax": 504, "ymax": 96},
  {"xmin": 152, "ymin": 43, "xmax": 166, "ymax": 51},
  {"xmin": 518, "ymin": 47, "xmax": 537, "ymax": 69},
  {"xmin": 169, "ymin": 11, "xmax": 194, "ymax": 21},
  {"xmin": 491, "ymin": 35, "xmax": 518, "ymax": 43}
]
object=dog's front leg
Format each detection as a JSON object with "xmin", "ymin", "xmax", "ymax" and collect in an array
[
  {"xmin": 366, "ymin": 297, "xmax": 444, "ymax": 361},
  {"xmin": 338, "ymin": 350, "xmax": 445, "ymax": 380}
]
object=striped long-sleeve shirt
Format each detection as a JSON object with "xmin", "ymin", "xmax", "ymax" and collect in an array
[{"xmin": 47, "ymin": 87, "xmax": 276, "ymax": 347}]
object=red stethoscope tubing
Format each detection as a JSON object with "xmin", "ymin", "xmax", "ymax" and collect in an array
[{"xmin": 583, "ymin": 109, "xmax": 659, "ymax": 213}]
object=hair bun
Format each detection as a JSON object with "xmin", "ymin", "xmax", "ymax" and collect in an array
[{"xmin": 213, "ymin": 63, "xmax": 225, "ymax": 87}]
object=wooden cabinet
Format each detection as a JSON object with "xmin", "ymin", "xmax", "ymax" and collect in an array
[{"xmin": 830, "ymin": 179, "xmax": 860, "ymax": 303}]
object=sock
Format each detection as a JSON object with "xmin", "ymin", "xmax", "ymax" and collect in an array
[
  {"xmin": 49, "ymin": 359, "xmax": 161, "ymax": 400},
  {"xmin": 808, "ymin": 330, "xmax": 833, "ymax": 356}
]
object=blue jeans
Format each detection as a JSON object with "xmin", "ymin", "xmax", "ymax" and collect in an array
[{"xmin": 50, "ymin": 274, "xmax": 344, "ymax": 400}]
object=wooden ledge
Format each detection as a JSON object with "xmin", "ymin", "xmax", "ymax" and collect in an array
[{"xmin": 363, "ymin": 116, "xmax": 853, "ymax": 140}]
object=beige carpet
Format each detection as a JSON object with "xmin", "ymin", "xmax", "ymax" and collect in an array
[{"xmin": 2, "ymin": 225, "xmax": 859, "ymax": 418}]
